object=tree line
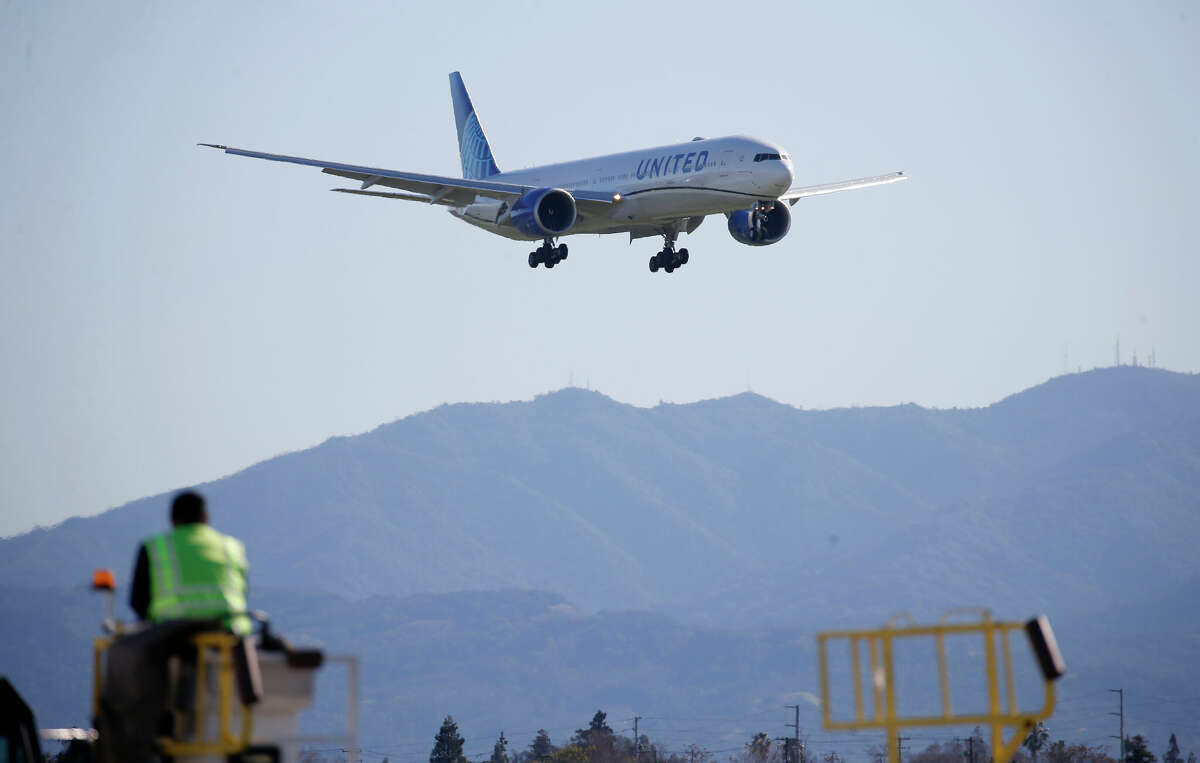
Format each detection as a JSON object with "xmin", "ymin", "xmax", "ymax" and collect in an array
[{"xmin": 296, "ymin": 714, "xmax": 1197, "ymax": 763}]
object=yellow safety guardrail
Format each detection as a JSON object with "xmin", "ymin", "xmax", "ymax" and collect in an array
[
  {"xmin": 93, "ymin": 630, "xmax": 254, "ymax": 757},
  {"xmin": 817, "ymin": 610, "xmax": 1064, "ymax": 763}
]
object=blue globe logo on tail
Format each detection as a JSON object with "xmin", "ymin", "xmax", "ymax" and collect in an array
[
  {"xmin": 460, "ymin": 112, "xmax": 500, "ymax": 180},
  {"xmin": 449, "ymin": 71, "xmax": 501, "ymax": 180}
]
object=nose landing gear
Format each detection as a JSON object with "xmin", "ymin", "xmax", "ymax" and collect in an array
[
  {"xmin": 749, "ymin": 200, "xmax": 775, "ymax": 242},
  {"xmin": 648, "ymin": 232, "xmax": 689, "ymax": 274},
  {"xmin": 529, "ymin": 239, "xmax": 567, "ymax": 269}
]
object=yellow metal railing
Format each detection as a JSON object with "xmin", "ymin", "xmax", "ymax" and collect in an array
[
  {"xmin": 93, "ymin": 630, "xmax": 253, "ymax": 757},
  {"xmin": 817, "ymin": 610, "xmax": 1060, "ymax": 763}
]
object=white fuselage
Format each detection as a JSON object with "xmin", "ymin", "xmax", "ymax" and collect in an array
[{"xmin": 450, "ymin": 135, "xmax": 794, "ymax": 241}]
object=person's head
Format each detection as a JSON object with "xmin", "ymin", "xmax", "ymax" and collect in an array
[{"xmin": 170, "ymin": 490, "xmax": 208, "ymax": 526}]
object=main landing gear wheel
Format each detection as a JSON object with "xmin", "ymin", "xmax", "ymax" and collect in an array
[
  {"xmin": 529, "ymin": 240, "xmax": 568, "ymax": 269},
  {"xmin": 650, "ymin": 233, "xmax": 690, "ymax": 275}
]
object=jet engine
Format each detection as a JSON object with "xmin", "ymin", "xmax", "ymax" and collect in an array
[
  {"xmin": 510, "ymin": 187, "xmax": 577, "ymax": 238},
  {"xmin": 727, "ymin": 202, "xmax": 791, "ymax": 246}
]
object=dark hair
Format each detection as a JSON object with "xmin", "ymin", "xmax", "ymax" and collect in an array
[{"xmin": 170, "ymin": 491, "xmax": 208, "ymax": 525}]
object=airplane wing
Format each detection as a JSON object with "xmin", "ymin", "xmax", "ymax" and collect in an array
[
  {"xmin": 779, "ymin": 171, "xmax": 907, "ymax": 206},
  {"xmin": 198, "ymin": 144, "xmax": 618, "ymax": 208}
]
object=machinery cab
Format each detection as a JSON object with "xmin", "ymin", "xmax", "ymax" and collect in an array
[{"xmin": 34, "ymin": 569, "xmax": 358, "ymax": 763}]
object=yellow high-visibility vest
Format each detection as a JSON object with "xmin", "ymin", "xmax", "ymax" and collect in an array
[{"xmin": 146, "ymin": 524, "xmax": 250, "ymax": 635}]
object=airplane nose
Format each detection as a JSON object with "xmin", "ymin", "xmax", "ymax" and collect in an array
[{"xmin": 767, "ymin": 160, "xmax": 793, "ymax": 195}]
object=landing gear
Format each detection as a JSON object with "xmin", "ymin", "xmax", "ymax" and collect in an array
[
  {"xmin": 528, "ymin": 239, "xmax": 567, "ymax": 269},
  {"xmin": 648, "ymin": 232, "xmax": 689, "ymax": 275},
  {"xmin": 750, "ymin": 200, "xmax": 775, "ymax": 241}
]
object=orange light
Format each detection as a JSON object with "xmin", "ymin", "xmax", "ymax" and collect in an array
[{"xmin": 92, "ymin": 568, "xmax": 116, "ymax": 591}]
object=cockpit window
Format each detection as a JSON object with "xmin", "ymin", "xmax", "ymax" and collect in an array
[{"xmin": 753, "ymin": 152, "xmax": 783, "ymax": 162}]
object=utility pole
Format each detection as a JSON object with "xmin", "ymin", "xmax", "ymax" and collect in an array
[
  {"xmin": 634, "ymin": 717, "xmax": 641, "ymax": 763},
  {"xmin": 1110, "ymin": 688, "xmax": 1125, "ymax": 762},
  {"xmin": 896, "ymin": 736, "xmax": 910, "ymax": 763},
  {"xmin": 785, "ymin": 705, "xmax": 801, "ymax": 763},
  {"xmin": 776, "ymin": 737, "xmax": 791, "ymax": 763}
]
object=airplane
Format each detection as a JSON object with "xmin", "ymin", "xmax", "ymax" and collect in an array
[{"xmin": 201, "ymin": 72, "xmax": 906, "ymax": 274}]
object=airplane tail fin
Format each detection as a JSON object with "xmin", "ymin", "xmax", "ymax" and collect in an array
[{"xmin": 449, "ymin": 72, "xmax": 501, "ymax": 179}]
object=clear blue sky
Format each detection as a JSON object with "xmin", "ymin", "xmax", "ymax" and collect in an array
[{"xmin": 2, "ymin": 2, "xmax": 1197, "ymax": 537}]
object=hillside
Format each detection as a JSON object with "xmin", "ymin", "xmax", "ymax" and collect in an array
[
  {"xmin": 4, "ymin": 369, "xmax": 1195, "ymax": 614},
  {"xmin": 3, "ymin": 367, "xmax": 1197, "ymax": 619}
]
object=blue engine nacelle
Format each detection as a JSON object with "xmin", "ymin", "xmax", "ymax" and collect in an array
[
  {"xmin": 509, "ymin": 187, "xmax": 577, "ymax": 238},
  {"xmin": 727, "ymin": 202, "xmax": 791, "ymax": 246}
]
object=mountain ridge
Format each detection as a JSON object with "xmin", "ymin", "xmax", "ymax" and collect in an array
[{"xmin": 3, "ymin": 367, "xmax": 1198, "ymax": 615}]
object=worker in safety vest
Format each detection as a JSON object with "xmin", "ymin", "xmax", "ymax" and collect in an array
[{"xmin": 129, "ymin": 490, "xmax": 251, "ymax": 634}]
